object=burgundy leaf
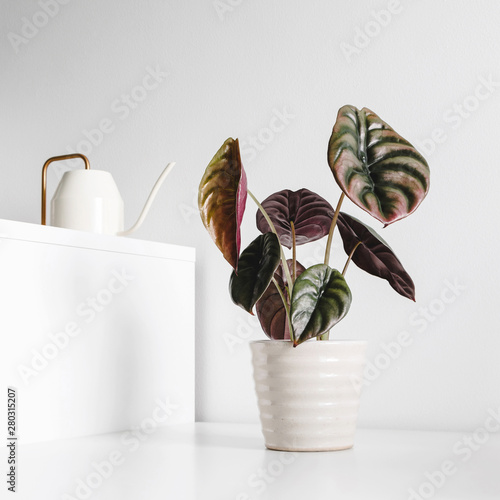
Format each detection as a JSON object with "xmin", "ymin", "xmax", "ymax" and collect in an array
[
  {"xmin": 256, "ymin": 259, "xmax": 306, "ymax": 340},
  {"xmin": 336, "ymin": 212, "xmax": 415, "ymax": 300},
  {"xmin": 198, "ymin": 138, "xmax": 248, "ymax": 270},
  {"xmin": 236, "ymin": 165, "xmax": 247, "ymax": 258},
  {"xmin": 256, "ymin": 189, "xmax": 334, "ymax": 249}
]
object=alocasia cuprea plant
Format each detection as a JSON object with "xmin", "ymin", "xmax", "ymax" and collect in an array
[{"xmin": 198, "ymin": 105, "xmax": 430, "ymax": 346}]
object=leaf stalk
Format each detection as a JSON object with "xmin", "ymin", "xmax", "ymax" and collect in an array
[
  {"xmin": 342, "ymin": 241, "xmax": 362, "ymax": 276},
  {"xmin": 271, "ymin": 276, "xmax": 294, "ymax": 344},
  {"xmin": 247, "ymin": 189, "xmax": 294, "ymax": 298},
  {"xmin": 319, "ymin": 192, "xmax": 345, "ymax": 342},
  {"xmin": 323, "ymin": 192, "xmax": 345, "ymax": 265},
  {"xmin": 291, "ymin": 220, "xmax": 297, "ymax": 284}
]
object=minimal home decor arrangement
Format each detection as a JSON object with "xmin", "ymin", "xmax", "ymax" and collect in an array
[
  {"xmin": 198, "ymin": 105, "xmax": 430, "ymax": 451},
  {"xmin": 42, "ymin": 153, "xmax": 175, "ymax": 235}
]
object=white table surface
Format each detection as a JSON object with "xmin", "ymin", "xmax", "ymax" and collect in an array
[{"xmin": 10, "ymin": 423, "xmax": 500, "ymax": 500}]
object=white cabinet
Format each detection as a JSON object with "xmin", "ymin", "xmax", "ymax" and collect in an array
[{"xmin": 0, "ymin": 219, "xmax": 195, "ymax": 443}]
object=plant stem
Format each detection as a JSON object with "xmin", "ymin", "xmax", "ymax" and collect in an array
[
  {"xmin": 319, "ymin": 192, "xmax": 345, "ymax": 342},
  {"xmin": 290, "ymin": 220, "xmax": 296, "ymax": 284},
  {"xmin": 247, "ymin": 189, "xmax": 293, "ymax": 296},
  {"xmin": 342, "ymin": 241, "xmax": 362, "ymax": 276},
  {"xmin": 323, "ymin": 192, "xmax": 345, "ymax": 266},
  {"xmin": 318, "ymin": 332, "xmax": 329, "ymax": 341},
  {"xmin": 318, "ymin": 241, "xmax": 362, "ymax": 342},
  {"xmin": 271, "ymin": 277, "xmax": 294, "ymax": 344}
]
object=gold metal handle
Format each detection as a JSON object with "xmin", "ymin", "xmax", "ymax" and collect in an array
[{"xmin": 41, "ymin": 153, "xmax": 90, "ymax": 225}]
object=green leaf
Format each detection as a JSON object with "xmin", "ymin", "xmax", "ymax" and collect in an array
[
  {"xmin": 328, "ymin": 105, "xmax": 430, "ymax": 226},
  {"xmin": 291, "ymin": 264, "xmax": 352, "ymax": 346},
  {"xmin": 229, "ymin": 233, "xmax": 281, "ymax": 314},
  {"xmin": 198, "ymin": 138, "xmax": 247, "ymax": 270}
]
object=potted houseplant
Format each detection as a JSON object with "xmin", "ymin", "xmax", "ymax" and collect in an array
[{"xmin": 198, "ymin": 105, "xmax": 430, "ymax": 451}]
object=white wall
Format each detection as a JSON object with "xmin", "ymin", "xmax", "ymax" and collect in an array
[{"xmin": 2, "ymin": 0, "xmax": 499, "ymax": 432}]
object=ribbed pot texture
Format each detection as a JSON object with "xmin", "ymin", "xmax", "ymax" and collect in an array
[{"xmin": 250, "ymin": 340, "xmax": 367, "ymax": 452}]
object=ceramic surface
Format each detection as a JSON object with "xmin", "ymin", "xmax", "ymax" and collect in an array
[
  {"xmin": 250, "ymin": 339, "xmax": 367, "ymax": 452},
  {"xmin": 49, "ymin": 162, "xmax": 175, "ymax": 235},
  {"xmin": 51, "ymin": 170, "xmax": 125, "ymax": 234}
]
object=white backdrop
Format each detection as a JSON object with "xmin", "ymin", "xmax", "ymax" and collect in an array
[{"xmin": 1, "ymin": 0, "xmax": 499, "ymax": 432}]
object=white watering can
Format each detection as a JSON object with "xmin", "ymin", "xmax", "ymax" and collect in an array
[{"xmin": 41, "ymin": 153, "xmax": 175, "ymax": 236}]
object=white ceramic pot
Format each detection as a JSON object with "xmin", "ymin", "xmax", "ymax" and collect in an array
[{"xmin": 250, "ymin": 339, "xmax": 367, "ymax": 452}]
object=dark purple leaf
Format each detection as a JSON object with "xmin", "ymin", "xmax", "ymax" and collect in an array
[
  {"xmin": 256, "ymin": 189, "xmax": 334, "ymax": 249},
  {"xmin": 336, "ymin": 212, "xmax": 416, "ymax": 300},
  {"xmin": 256, "ymin": 259, "xmax": 305, "ymax": 340}
]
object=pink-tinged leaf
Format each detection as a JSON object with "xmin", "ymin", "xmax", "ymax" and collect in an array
[
  {"xmin": 328, "ymin": 105, "xmax": 430, "ymax": 226},
  {"xmin": 198, "ymin": 138, "xmax": 247, "ymax": 270},
  {"xmin": 256, "ymin": 189, "xmax": 334, "ymax": 249},
  {"xmin": 236, "ymin": 165, "xmax": 247, "ymax": 260},
  {"xmin": 256, "ymin": 259, "xmax": 306, "ymax": 340},
  {"xmin": 336, "ymin": 212, "xmax": 416, "ymax": 300}
]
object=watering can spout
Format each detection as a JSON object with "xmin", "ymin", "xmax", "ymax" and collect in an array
[{"xmin": 118, "ymin": 162, "xmax": 176, "ymax": 236}]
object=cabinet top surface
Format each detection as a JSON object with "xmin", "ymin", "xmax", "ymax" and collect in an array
[
  {"xmin": 0, "ymin": 218, "xmax": 195, "ymax": 262},
  {"xmin": 15, "ymin": 423, "xmax": 500, "ymax": 500}
]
